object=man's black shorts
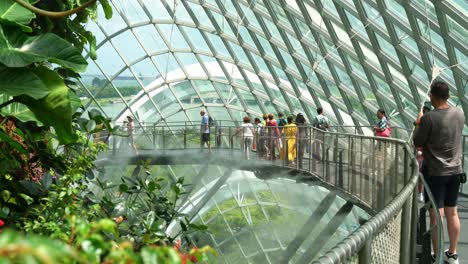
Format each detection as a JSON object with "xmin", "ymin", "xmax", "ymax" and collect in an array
[
  {"xmin": 201, "ymin": 133, "xmax": 210, "ymax": 143},
  {"xmin": 424, "ymin": 175, "xmax": 461, "ymax": 208}
]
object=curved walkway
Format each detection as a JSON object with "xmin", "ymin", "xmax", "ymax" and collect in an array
[{"xmin": 97, "ymin": 125, "xmax": 462, "ymax": 263}]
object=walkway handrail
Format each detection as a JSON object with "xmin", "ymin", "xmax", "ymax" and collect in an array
[
  {"xmin": 313, "ymin": 166, "xmax": 418, "ymax": 264},
  {"xmin": 99, "ymin": 124, "xmax": 443, "ymax": 263}
]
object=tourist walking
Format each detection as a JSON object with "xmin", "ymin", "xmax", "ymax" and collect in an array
[
  {"xmin": 262, "ymin": 114, "xmax": 270, "ymax": 158},
  {"xmin": 254, "ymin": 118, "xmax": 264, "ymax": 158},
  {"xmin": 312, "ymin": 107, "xmax": 329, "ymax": 160},
  {"xmin": 295, "ymin": 113, "xmax": 308, "ymax": 169},
  {"xmin": 267, "ymin": 114, "xmax": 280, "ymax": 160},
  {"xmin": 282, "ymin": 116, "xmax": 297, "ymax": 166},
  {"xmin": 373, "ymin": 109, "xmax": 391, "ymax": 137},
  {"xmin": 126, "ymin": 116, "xmax": 138, "ymax": 154},
  {"xmin": 414, "ymin": 81, "xmax": 464, "ymax": 264},
  {"xmin": 233, "ymin": 116, "xmax": 255, "ymax": 160},
  {"xmin": 200, "ymin": 109, "xmax": 211, "ymax": 153}
]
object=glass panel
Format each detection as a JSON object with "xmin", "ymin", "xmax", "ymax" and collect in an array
[
  {"xmin": 375, "ymin": 34, "xmax": 398, "ymax": 63},
  {"xmin": 158, "ymin": 24, "xmax": 191, "ymax": 50},
  {"xmin": 384, "ymin": 0, "xmax": 409, "ymax": 25},
  {"xmin": 135, "ymin": 94, "xmax": 160, "ymax": 122},
  {"xmin": 187, "ymin": 2, "xmax": 213, "ymax": 27},
  {"xmin": 238, "ymin": 26, "xmax": 256, "ymax": 49},
  {"xmin": 86, "ymin": 22, "xmax": 106, "ymax": 45},
  {"xmin": 238, "ymin": 89, "xmax": 261, "ymax": 113},
  {"xmin": 172, "ymin": 81, "xmax": 199, "ymax": 107},
  {"xmin": 151, "ymin": 86, "xmax": 180, "ymax": 116},
  {"xmin": 152, "ymin": 53, "xmax": 182, "ymax": 79},
  {"xmin": 114, "ymin": 69, "xmax": 142, "ymax": 100},
  {"xmin": 113, "ymin": 0, "xmax": 149, "ymax": 24},
  {"xmin": 141, "ymin": 0, "xmax": 171, "ymax": 20},
  {"xmin": 344, "ymin": 10, "xmax": 369, "ymax": 42},
  {"xmin": 111, "ymin": 30, "xmax": 146, "ymax": 63},
  {"xmin": 95, "ymin": 42, "xmax": 126, "ymax": 76},
  {"xmin": 174, "ymin": 2, "xmax": 194, "ymax": 24},
  {"xmin": 183, "ymin": 27, "xmax": 211, "ymax": 53},
  {"xmin": 206, "ymin": 33, "xmax": 232, "ymax": 60},
  {"xmin": 96, "ymin": 4, "xmax": 127, "ymax": 35},
  {"xmin": 130, "ymin": 58, "xmax": 159, "ymax": 86},
  {"xmin": 133, "ymin": 25, "xmax": 169, "ymax": 54}
]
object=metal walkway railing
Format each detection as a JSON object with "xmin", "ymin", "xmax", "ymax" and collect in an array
[{"xmin": 96, "ymin": 124, "xmax": 444, "ymax": 263}]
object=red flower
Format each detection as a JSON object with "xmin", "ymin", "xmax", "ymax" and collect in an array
[
  {"xmin": 0, "ymin": 219, "xmax": 4, "ymax": 227},
  {"xmin": 189, "ymin": 254, "xmax": 198, "ymax": 262}
]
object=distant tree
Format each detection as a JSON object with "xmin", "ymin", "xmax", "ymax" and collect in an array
[{"xmin": 92, "ymin": 77, "xmax": 101, "ymax": 87}]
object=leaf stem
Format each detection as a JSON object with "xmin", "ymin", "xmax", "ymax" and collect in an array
[{"xmin": 14, "ymin": 0, "xmax": 97, "ymax": 18}]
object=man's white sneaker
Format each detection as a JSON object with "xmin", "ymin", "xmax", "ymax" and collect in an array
[
  {"xmin": 419, "ymin": 193, "xmax": 425, "ymax": 203},
  {"xmin": 444, "ymin": 250, "xmax": 459, "ymax": 264}
]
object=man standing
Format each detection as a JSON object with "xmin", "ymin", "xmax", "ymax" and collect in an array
[
  {"xmin": 126, "ymin": 116, "xmax": 138, "ymax": 154},
  {"xmin": 267, "ymin": 114, "xmax": 280, "ymax": 160},
  {"xmin": 200, "ymin": 109, "xmax": 211, "ymax": 153},
  {"xmin": 312, "ymin": 107, "xmax": 329, "ymax": 160},
  {"xmin": 414, "ymin": 81, "xmax": 463, "ymax": 264}
]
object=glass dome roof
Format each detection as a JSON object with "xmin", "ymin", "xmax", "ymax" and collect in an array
[{"xmin": 78, "ymin": 0, "xmax": 468, "ymax": 129}]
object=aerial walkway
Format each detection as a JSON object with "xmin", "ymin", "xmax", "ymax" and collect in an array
[{"xmin": 94, "ymin": 123, "xmax": 460, "ymax": 263}]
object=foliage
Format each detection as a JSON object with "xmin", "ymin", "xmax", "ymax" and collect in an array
[
  {"xmin": 0, "ymin": 0, "xmax": 110, "ymax": 144},
  {"xmin": 0, "ymin": 2, "xmax": 216, "ymax": 263},
  {"xmin": 18, "ymin": 156, "xmax": 208, "ymax": 245},
  {"xmin": 0, "ymin": 109, "xmax": 117, "ymax": 220},
  {"xmin": 0, "ymin": 229, "xmax": 216, "ymax": 264}
]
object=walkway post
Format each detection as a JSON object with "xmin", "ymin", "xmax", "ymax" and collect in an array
[
  {"xmin": 338, "ymin": 150, "xmax": 343, "ymax": 188},
  {"xmin": 112, "ymin": 134, "xmax": 116, "ymax": 156},
  {"xmin": 399, "ymin": 149, "xmax": 412, "ymax": 264},
  {"xmin": 358, "ymin": 239, "xmax": 372, "ymax": 264},
  {"xmin": 183, "ymin": 127, "xmax": 187, "ymax": 149},
  {"xmin": 153, "ymin": 123, "xmax": 156, "ymax": 150},
  {"xmin": 162, "ymin": 126, "xmax": 165, "ymax": 151},
  {"xmin": 410, "ymin": 184, "xmax": 418, "ymax": 263},
  {"xmin": 400, "ymin": 195, "xmax": 412, "ymax": 264}
]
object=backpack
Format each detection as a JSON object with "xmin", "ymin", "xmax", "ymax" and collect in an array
[
  {"xmin": 314, "ymin": 115, "xmax": 328, "ymax": 130},
  {"xmin": 277, "ymin": 118, "xmax": 287, "ymax": 127},
  {"xmin": 208, "ymin": 116, "xmax": 215, "ymax": 127}
]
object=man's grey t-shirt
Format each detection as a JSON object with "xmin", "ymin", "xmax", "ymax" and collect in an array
[
  {"xmin": 201, "ymin": 114, "xmax": 210, "ymax": 134},
  {"xmin": 413, "ymin": 106, "xmax": 464, "ymax": 176}
]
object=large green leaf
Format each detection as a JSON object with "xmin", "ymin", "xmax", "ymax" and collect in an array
[
  {"xmin": 0, "ymin": 0, "xmax": 35, "ymax": 32},
  {"xmin": 16, "ymin": 67, "xmax": 77, "ymax": 144},
  {"xmin": 0, "ymin": 102, "xmax": 42, "ymax": 125},
  {"xmin": 98, "ymin": 0, "xmax": 113, "ymax": 19},
  {"xmin": 0, "ymin": 65, "xmax": 49, "ymax": 99},
  {"xmin": 0, "ymin": 25, "xmax": 87, "ymax": 72}
]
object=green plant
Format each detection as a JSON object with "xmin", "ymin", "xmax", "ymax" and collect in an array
[
  {"xmin": 0, "ymin": 0, "xmax": 111, "ymax": 144},
  {"xmin": 0, "ymin": 228, "xmax": 216, "ymax": 264}
]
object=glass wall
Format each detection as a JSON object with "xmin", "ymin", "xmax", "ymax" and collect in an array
[{"xmin": 79, "ymin": 0, "xmax": 468, "ymax": 129}]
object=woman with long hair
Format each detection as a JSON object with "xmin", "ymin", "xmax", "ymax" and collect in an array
[
  {"xmin": 373, "ymin": 109, "xmax": 391, "ymax": 137},
  {"xmin": 234, "ymin": 116, "xmax": 255, "ymax": 160}
]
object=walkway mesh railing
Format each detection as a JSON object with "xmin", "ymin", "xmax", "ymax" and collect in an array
[{"xmin": 98, "ymin": 123, "xmax": 443, "ymax": 263}]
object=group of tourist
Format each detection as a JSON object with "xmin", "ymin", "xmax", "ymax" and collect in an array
[
  {"xmin": 248, "ymin": 109, "xmax": 330, "ymax": 167},
  {"xmin": 199, "ymin": 108, "xmax": 330, "ymax": 168}
]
